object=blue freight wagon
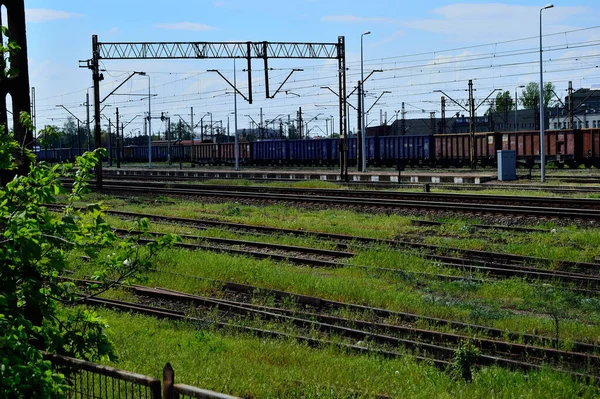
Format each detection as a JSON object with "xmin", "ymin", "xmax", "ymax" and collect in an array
[{"xmin": 253, "ymin": 140, "xmax": 287, "ymax": 165}]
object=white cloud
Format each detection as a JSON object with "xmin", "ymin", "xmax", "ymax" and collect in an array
[
  {"xmin": 155, "ymin": 22, "xmax": 219, "ymax": 31},
  {"xmin": 402, "ymin": 4, "xmax": 591, "ymax": 42},
  {"xmin": 321, "ymin": 15, "xmax": 396, "ymax": 24},
  {"xmin": 213, "ymin": 1, "xmax": 226, "ymax": 7},
  {"xmin": 25, "ymin": 8, "xmax": 81, "ymax": 23}
]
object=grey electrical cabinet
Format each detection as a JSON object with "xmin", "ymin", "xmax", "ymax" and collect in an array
[{"xmin": 497, "ymin": 150, "xmax": 516, "ymax": 181}]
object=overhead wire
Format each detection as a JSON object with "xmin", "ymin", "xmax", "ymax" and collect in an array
[{"xmin": 42, "ymin": 26, "xmax": 600, "ymax": 129}]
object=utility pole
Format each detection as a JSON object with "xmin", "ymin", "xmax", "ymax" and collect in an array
[
  {"xmin": 279, "ymin": 120, "xmax": 283, "ymax": 139},
  {"xmin": 468, "ymin": 79, "xmax": 475, "ymax": 169},
  {"xmin": 108, "ymin": 119, "xmax": 112, "ymax": 166},
  {"xmin": 86, "ymin": 92, "xmax": 91, "ymax": 151},
  {"xmin": 430, "ymin": 112, "xmax": 436, "ymax": 135},
  {"xmin": 234, "ymin": 58, "xmax": 239, "ymax": 171},
  {"xmin": 568, "ymin": 81, "xmax": 573, "ymax": 129},
  {"xmin": 178, "ymin": 120, "xmax": 182, "ymax": 170},
  {"xmin": 116, "ymin": 107, "xmax": 120, "ymax": 168},
  {"xmin": 441, "ymin": 96, "xmax": 446, "ymax": 134},
  {"xmin": 121, "ymin": 125, "xmax": 124, "ymax": 166},
  {"xmin": 401, "ymin": 102, "xmax": 406, "ymax": 135},
  {"xmin": 357, "ymin": 81, "xmax": 363, "ymax": 171},
  {"xmin": 298, "ymin": 107, "xmax": 303, "ymax": 139},
  {"xmin": 259, "ymin": 107, "xmax": 264, "ymax": 140},
  {"xmin": 77, "ymin": 120, "xmax": 81, "ymax": 157},
  {"xmin": 161, "ymin": 113, "xmax": 171, "ymax": 164},
  {"xmin": 190, "ymin": 106, "xmax": 194, "ymax": 139}
]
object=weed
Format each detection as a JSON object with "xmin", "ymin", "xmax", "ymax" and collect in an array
[{"xmin": 453, "ymin": 340, "xmax": 480, "ymax": 382}]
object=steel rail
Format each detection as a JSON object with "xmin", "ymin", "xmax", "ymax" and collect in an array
[
  {"xmin": 46, "ymin": 205, "xmax": 597, "ymax": 272},
  {"xmin": 67, "ymin": 276, "xmax": 600, "ymax": 356},
  {"xmin": 134, "ymin": 286, "xmax": 600, "ymax": 371},
  {"xmin": 101, "ymin": 209, "xmax": 597, "ymax": 271},
  {"xmin": 96, "ymin": 173, "xmax": 600, "ymax": 194},
  {"xmin": 82, "ymin": 296, "xmax": 450, "ymax": 368},
  {"xmin": 117, "ymin": 229, "xmax": 600, "ymax": 293},
  {"xmin": 216, "ymin": 280, "xmax": 600, "ymax": 355},
  {"xmin": 95, "ymin": 183, "xmax": 600, "ymax": 220},
  {"xmin": 80, "ymin": 293, "xmax": 597, "ymax": 381},
  {"xmin": 94, "ymin": 179, "xmax": 600, "ymax": 209}
]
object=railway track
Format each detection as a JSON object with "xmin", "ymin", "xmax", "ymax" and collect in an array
[
  {"xmin": 87, "ymin": 180, "xmax": 600, "ymax": 222},
  {"xmin": 116, "ymin": 228, "xmax": 600, "ymax": 295},
  {"xmin": 70, "ymin": 207, "xmax": 596, "ymax": 273},
  {"xmin": 95, "ymin": 180, "xmax": 600, "ymax": 208},
  {"xmin": 98, "ymin": 172, "xmax": 600, "ymax": 194},
  {"xmin": 51, "ymin": 203, "xmax": 598, "ymax": 272},
  {"xmin": 76, "ymin": 282, "xmax": 599, "ymax": 381}
]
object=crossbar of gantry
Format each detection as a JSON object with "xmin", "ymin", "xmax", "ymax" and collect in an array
[{"xmin": 84, "ymin": 36, "xmax": 348, "ymax": 187}]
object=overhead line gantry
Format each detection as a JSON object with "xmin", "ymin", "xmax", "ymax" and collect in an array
[{"xmin": 82, "ymin": 36, "xmax": 349, "ymax": 187}]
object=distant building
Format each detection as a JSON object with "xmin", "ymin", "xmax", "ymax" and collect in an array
[
  {"xmin": 370, "ymin": 108, "xmax": 546, "ymax": 136},
  {"xmin": 364, "ymin": 87, "xmax": 600, "ymax": 136},
  {"xmin": 549, "ymin": 88, "xmax": 600, "ymax": 130}
]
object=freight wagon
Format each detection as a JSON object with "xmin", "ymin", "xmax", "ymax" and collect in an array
[
  {"xmin": 499, "ymin": 130, "xmax": 577, "ymax": 168},
  {"xmin": 36, "ymin": 129, "xmax": 598, "ymax": 169},
  {"xmin": 373, "ymin": 135, "xmax": 432, "ymax": 166},
  {"xmin": 434, "ymin": 132, "xmax": 498, "ymax": 167},
  {"xmin": 580, "ymin": 128, "xmax": 600, "ymax": 167},
  {"xmin": 36, "ymin": 147, "xmax": 86, "ymax": 163}
]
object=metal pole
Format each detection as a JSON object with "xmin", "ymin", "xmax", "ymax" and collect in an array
[
  {"xmin": 331, "ymin": 116, "xmax": 334, "ymax": 138},
  {"xmin": 108, "ymin": 118, "xmax": 112, "ymax": 166},
  {"xmin": 468, "ymin": 79, "xmax": 475, "ymax": 169},
  {"xmin": 167, "ymin": 116, "xmax": 171, "ymax": 165},
  {"xmin": 116, "ymin": 108, "xmax": 120, "ymax": 168},
  {"xmin": 357, "ymin": 81, "xmax": 362, "ymax": 171},
  {"xmin": 568, "ymin": 81, "xmax": 573, "ymax": 129},
  {"xmin": 86, "ymin": 91, "xmax": 91, "ymax": 151},
  {"xmin": 92, "ymin": 35, "xmax": 102, "ymax": 188},
  {"xmin": 514, "ymin": 85, "xmax": 525, "ymax": 132},
  {"xmin": 259, "ymin": 107, "xmax": 263, "ymax": 140},
  {"xmin": 440, "ymin": 97, "xmax": 446, "ymax": 134},
  {"xmin": 178, "ymin": 120, "xmax": 182, "ymax": 170},
  {"xmin": 147, "ymin": 74, "xmax": 152, "ymax": 168},
  {"xmin": 234, "ymin": 59, "xmax": 239, "ymax": 171},
  {"xmin": 190, "ymin": 106, "xmax": 194, "ymax": 139},
  {"xmin": 540, "ymin": 4, "xmax": 553, "ymax": 183},
  {"xmin": 360, "ymin": 31, "xmax": 370, "ymax": 173},
  {"xmin": 515, "ymin": 87, "xmax": 518, "ymax": 132}
]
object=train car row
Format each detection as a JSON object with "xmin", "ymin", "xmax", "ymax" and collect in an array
[{"xmin": 35, "ymin": 128, "xmax": 600, "ymax": 169}]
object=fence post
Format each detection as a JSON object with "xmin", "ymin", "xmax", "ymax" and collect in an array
[{"xmin": 163, "ymin": 363, "xmax": 179, "ymax": 399}]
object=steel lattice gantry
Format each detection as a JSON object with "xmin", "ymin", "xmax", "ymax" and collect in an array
[
  {"xmin": 97, "ymin": 41, "xmax": 340, "ymax": 59},
  {"xmin": 84, "ymin": 35, "xmax": 348, "ymax": 187}
]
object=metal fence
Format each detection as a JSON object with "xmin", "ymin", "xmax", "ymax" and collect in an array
[
  {"xmin": 46, "ymin": 354, "xmax": 239, "ymax": 399},
  {"xmin": 162, "ymin": 363, "xmax": 240, "ymax": 399}
]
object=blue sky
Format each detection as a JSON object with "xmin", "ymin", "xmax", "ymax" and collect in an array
[{"xmin": 9, "ymin": 0, "xmax": 600, "ymax": 136}]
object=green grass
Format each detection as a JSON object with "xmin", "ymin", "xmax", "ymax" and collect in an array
[
  {"xmin": 93, "ymin": 308, "xmax": 598, "ymax": 399},
  {"xmin": 69, "ymin": 244, "xmax": 600, "ymax": 345},
  {"xmin": 89, "ymin": 195, "xmax": 600, "ymax": 264},
  {"xmin": 59, "ymin": 188, "xmax": 600, "ymax": 396}
]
